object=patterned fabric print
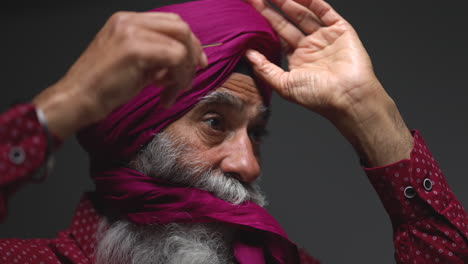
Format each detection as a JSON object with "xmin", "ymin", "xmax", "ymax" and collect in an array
[
  {"xmin": 365, "ymin": 131, "xmax": 468, "ymax": 263},
  {"xmin": 0, "ymin": 239, "xmax": 57, "ymax": 264},
  {"xmin": 0, "ymin": 195, "xmax": 98, "ymax": 264},
  {"xmin": 0, "ymin": 104, "xmax": 49, "ymax": 221},
  {"xmin": 1, "ymin": 104, "xmax": 467, "ymax": 263}
]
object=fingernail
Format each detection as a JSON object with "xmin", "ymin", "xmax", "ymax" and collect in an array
[
  {"xmin": 154, "ymin": 68, "xmax": 168, "ymax": 81},
  {"xmin": 246, "ymin": 49, "xmax": 261, "ymax": 64},
  {"xmin": 200, "ymin": 52, "xmax": 208, "ymax": 68}
]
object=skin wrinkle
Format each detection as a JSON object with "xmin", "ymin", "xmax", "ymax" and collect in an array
[
  {"xmin": 196, "ymin": 90, "xmax": 270, "ymax": 127},
  {"xmin": 218, "ymin": 73, "xmax": 263, "ymax": 104},
  {"xmin": 198, "ymin": 90, "xmax": 244, "ymax": 111},
  {"xmin": 163, "ymin": 73, "xmax": 268, "ymax": 185}
]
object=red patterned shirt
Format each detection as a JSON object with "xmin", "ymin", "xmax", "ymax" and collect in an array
[{"xmin": 0, "ymin": 104, "xmax": 467, "ymax": 263}]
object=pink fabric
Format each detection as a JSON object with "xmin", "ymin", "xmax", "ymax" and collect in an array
[
  {"xmin": 0, "ymin": 104, "xmax": 48, "ymax": 221},
  {"xmin": 77, "ymin": 0, "xmax": 281, "ymax": 162},
  {"xmin": 94, "ymin": 167, "xmax": 299, "ymax": 263}
]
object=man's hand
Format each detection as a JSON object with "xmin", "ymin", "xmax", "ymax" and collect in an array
[
  {"xmin": 246, "ymin": 0, "xmax": 413, "ymax": 166},
  {"xmin": 33, "ymin": 11, "xmax": 207, "ymax": 139}
]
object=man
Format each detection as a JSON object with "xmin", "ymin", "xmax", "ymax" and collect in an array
[{"xmin": 0, "ymin": 0, "xmax": 467, "ymax": 264}]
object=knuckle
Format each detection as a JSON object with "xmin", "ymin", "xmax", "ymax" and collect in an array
[
  {"xmin": 171, "ymin": 21, "xmax": 192, "ymax": 43},
  {"xmin": 109, "ymin": 11, "xmax": 131, "ymax": 27},
  {"xmin": 164, "ymin": 12, "xmax": 182, "ymax": 21},
  {"xmin": 166, "ymin": 43, "xmax": 188, "ymax": 66},
  {"xmin": 122, "ymin": 41, "xmax": 146, "ymax": 62},
  {"xmin": 296, "ymin": 10, "xmax": 310, "ymax": 24},
  {"xmin": 179, "ymin": 22, "xmax": 192, "ymax": 39},
  {"xmin": 109, "ymin": 12, "xmax": 136, "ymax": 39},
  {"xmin": 275, "ymin": 19, "xmax": 289, "ymax": 33}
]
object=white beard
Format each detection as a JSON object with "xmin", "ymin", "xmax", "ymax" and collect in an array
[
  {"xmin": 94, "ymin": 131, "xmax": 266, "ymax": 264},
  {"xmin": 94, "ymin": 220, "xmax": 236, "ymax": 264}
]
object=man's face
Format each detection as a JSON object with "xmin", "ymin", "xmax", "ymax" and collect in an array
[
  {"xmin": 95, "ymin": 74, "xmax": 269, "ymax": 264},
  {"xmin": 165, "ymin": 72, "xmax": 268, "ymax": 184}
]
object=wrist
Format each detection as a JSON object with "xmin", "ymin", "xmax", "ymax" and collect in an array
[
  {"xmin": 329, "ymin": 87, "xmax": 413, "ymax": 167},
  {"xmin": 32, "ymin": 80, "xmax": 98, "ymax": 139}
]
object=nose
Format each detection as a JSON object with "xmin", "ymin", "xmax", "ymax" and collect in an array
[{"xmin": 219, "ymin": 131, "xmax": 261, "ymax": 183}]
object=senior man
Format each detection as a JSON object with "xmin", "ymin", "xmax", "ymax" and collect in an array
[{"xmin": 1, "ymin": 0, "xmax": 467, "ymax": 263}]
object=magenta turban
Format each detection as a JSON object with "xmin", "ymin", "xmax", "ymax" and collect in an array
[
  {"xmin": 77, "ymin": 0, "xmax": 281, "ymax": 163},
  {"xmin": 77, "ymin": 1, "xmax": 300, "ymax": 263}
]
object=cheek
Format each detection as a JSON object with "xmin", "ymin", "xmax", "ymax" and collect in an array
[
  {"xmin": 180, "ymin": 142, "xmax": 225, "ymax": 170},
  {"xmin": 170, "ymin": 125, "xmax": 224, "ymax": 164},
  {"xmin": 167, "ymin": 119, "xmax": 209, "ymax": 147},
  {"xmin": 165, "ymin": 115, "xmax": 229, "ymax": 167},
  {"xmin": 191, "ymin": 132, "xmax": 226, "ymax": 163},
  {"xmin": 197, "ymin": 149, "xmax": 225, "ymax": 168}
]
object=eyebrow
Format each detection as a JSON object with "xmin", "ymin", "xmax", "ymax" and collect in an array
[
  {"xmin": 198, "ymin": 90, "xmax": 244, "ymax": 111},
  {"xmin": 197, "ymin": 90, "xmax": 270, "ymax": 121}
]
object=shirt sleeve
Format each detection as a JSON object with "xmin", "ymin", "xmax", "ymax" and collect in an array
[
  {"xmin": 364, "ymin": 130, "xmax": 468, "ymax": 263},
  {"xmin": 0, "ymin": 104, "xmax": 61, "ymax": 222}
]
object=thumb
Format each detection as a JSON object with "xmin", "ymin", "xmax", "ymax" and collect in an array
[{"xmin": 245, "ymin": 49, "xmax": 287, "ymax": 94}]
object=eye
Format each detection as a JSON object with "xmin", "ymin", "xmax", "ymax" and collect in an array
[
  {"xmin": 206, "ymin": 118, "xmax": 222, "ymax": 130},
  {"xmin": 203, "ymin": 113, "xmax": 224, "ymax": 131}
]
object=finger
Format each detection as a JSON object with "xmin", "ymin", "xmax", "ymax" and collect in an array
[
  {"xmin": 190, "ymin": 32, "xmax": 208, "ymax": 68},
  {"xmin": 133, "ymin": 32, "xmax": 189, "ymax": 68},
  {"xmin": 138, "ymin": 28, "xmax": 198, "ymax": 76},
  {"xmin": 175, "ymin": 63, "xmax": 196, "ymax": 91},
  {"xmin": 120, "ymin": 13, "xmax": 199, "ymax": 98},
  {"xmin": 280, "ymin": 37, "xmax": 292, "ymax": 54},
  {"xmin": 158, "ymin": 68, "xmax": 182, "ymax": 108},
  {"xmin": 153, "ymin": 68, "xmax": 169, "ymax": 83},
  {"xmin": 138, "ymin": 17, "xmax": 201, "ymax": 68},
  {"xmin": 140, "ymin": 11, "xmax": 185, "ymax": 21},
  {"xmin": 246, "ymin": 0, "xmax": 304, "ymax": 49},
  {"xmin": 245, "ymin": 49, "xmax": 289, "ymax": 97},
  {"xmin": 160, "ymin": 83, "xmax": 181, "ymax": 108},
  {"xmin": 137, "ymin": 13, "xmax": 207, "ymax": 68},
  {"xmin": 134, "ymin": 34, "xmax": 195, "ymax": 93},
  {"xmin": 151, "ymin": 68, "xmax": 176, "ymax": 90},
  {"xmin": 269, "ymin": 0, "xmax": 324, "ymax": 34},
  {"xmin": 294, "ymin": 0, "xmax": 345, "ymax": 26},
  {"xmin": 159, "ymin": 69, "xmax": 194, "ymax": 107}
]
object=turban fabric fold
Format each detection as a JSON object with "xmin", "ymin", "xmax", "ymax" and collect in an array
[
  {"xmin": 77, "ymin": 0, "xmax": 299, "ymax": 263},
  {"xmin": 78, "ymin": 0, "xmax": 280, "ymax": 162}
]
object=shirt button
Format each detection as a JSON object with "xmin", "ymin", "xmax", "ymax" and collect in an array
[
  {"xmin": 404, "ymin": 186, "xmax": 416, "ymax": 199},
  {"xmin": 423, "ymin": 178, "xmax": 433, "ymax": 191},
  {"xmin": 9, "ymin": 146, "xmax": 26, "ymax": 165}
]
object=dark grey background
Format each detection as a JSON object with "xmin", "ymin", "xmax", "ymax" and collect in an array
[{"xmin": 1, "ymin": 0, "xmax": 467, "ymax": 263}]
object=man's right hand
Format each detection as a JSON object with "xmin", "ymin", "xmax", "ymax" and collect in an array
[{"xmin": 32, "ymin": 11, "xmax": 207, "ymax": 139}]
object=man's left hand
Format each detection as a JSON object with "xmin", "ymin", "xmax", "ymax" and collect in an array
[{"xmin": 246, "ymin": 0, "xmax": 414, "ymax": 166}]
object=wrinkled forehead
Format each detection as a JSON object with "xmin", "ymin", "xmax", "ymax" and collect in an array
[
  {"xmin": 219, "ymin": 73, "xmax": 263, "ymax": 103},
  {"xmin": 195, "ymin": 73, "xmax": 270, "ymax": 119}
]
